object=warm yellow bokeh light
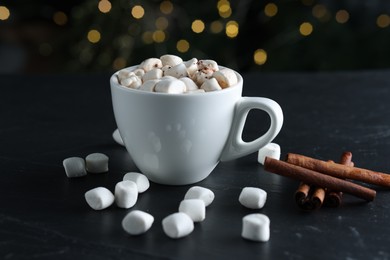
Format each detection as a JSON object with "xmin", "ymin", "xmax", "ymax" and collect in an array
[
  {"xmin": 87, "ymin": 29, "xmax": 101, "ymax": 43},
  {"xmin": 210, "ymin": 20, "xmax": 224, "ymax": 33},
  {"xmin": 217, "ymin": 0, "xmax": 230, "ymax": 9},
  {"xmin": 192, "ymin": 19, "xmax": 205, "ymax": 33},
  {"xmin": 264, "ymin": 3, "xmax": 278, "ymax": 17},
  {"xmin": 225, "ymin": 20, "xmax": 239, "ymax": 38},
  {"xmin": 299, "ymin": 22, "xmax": 313, "ymax": 36},
  {"xmin": 155, "ymin": 16, "xmax": 169, "ymax": 30},
  {"xmin": 53, "ymin": 11, "xmax": 67, "ymax": 26},
  {"xmin": 312, "ymin": 4, "xmax": 327, "ymax": 19},
  {"xmin": 131, "ymin": 5, "xmax": 145, "ymax": 19},
  {"xmin": 377, "ymin": 14, "xmax": 390, "ymax": 28},
  {"xmin": 254, "ymin": 49, "xmax": 267, "ymax": 65},
  {"xmin": 176, "ymin": 39, "xmax": 190, "ymax": 53},
  {"xmin": 142, "ymin": 31, "xmax": 154, "ymax": 44},
  {"xmin": 98, "ymin": 0, "xmax": 112, "ymax": 13},
  {"xmin": 113, "ymin": 57, "xmax": 126, "ymax": 70},
  {"xmin": 0, "ymin": 6, "xmax": 10, "ymax": 20},
  {"xmin": 153, "ymin": 30, "xmax": 166, "ymax": 43},
  {"xmin": 160, "ymin": 1, "xmax": 173, "ymax": 15},
  {"xmin": 335, "ymin": 10, "xmax": 349, "ymax": 24}
]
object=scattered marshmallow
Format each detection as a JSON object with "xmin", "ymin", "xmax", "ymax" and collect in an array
[
  {"xmin": 179, "ymin": 199, "xmax": 206, "ymax": 222},
  {"xmin": 162, "ymin": 212, "xmax": 194, "ymax": 239},
  {"xmin": 257, "ymin": 143, "xmax": 281, "ymax": 165},
  {"xmin": 242, "ymin": 214, "xmax": 270, "ymax": 242},
  {"xmin": 122, "ymin": 210, "xmax": 154, "ymax": 235},
  {"xmin": 213, "ymin": 68, "xmax": 238, "ymax": 88},
  {"xmin": 184, "ymin": 186, "xmax": 215, "ymax": 207},
  {"xmin": 123, "ymin": 172, "xmax": 150, "ymax": 193},
  {"xmin": 160, "ymin": 54, "xmax": 183, "ymax": 67},
  {"xmin": 120, "ymin": 75, "xmax": 142, "ymax": 89},
  {"xmin": 191, "ymin": 70, "xmax": 212, "ymax": 86},
  {"xmin": 155, "ymin": 79, "xmax": 186, "ymax": 94},
  {"xmin": 132, "ymin": 68, "xmax": 145, "ymax": 77},
  {"xmin": 239, "ymin": 187, "xmax": 267, "ymax": 209},
  {"xmin": 201, "ymin": 78, "xmax": 222, "ymax": 92},
  {"xmin": 85, "ymin": 187, "xmax": 115, "ymax": 210},
  {"xmin": 63, "ymin": 157, "xmax": 87, "ymax": 178},
  {"xmin": 112, "ymin": 129, "xmax": 125, "ymax": 146},
  {"xmin": 115, "ymin": 180, "xmax": 138, "ymax": 209},
  {"xmin": 117, "ymin": 69, "xmax": 134, "ymax": 82},
  {"xmin": 85, "ymin": 153, "xmax": 109, "ymax": 173}
]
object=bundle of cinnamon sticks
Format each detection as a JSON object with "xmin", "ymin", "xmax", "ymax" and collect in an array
[{"xmin": 263, "ymin": 151, "xmax": 390, "ymax": 210}]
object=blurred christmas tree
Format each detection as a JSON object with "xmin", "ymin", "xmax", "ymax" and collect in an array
[{"xmin": 1, "ymin": 0, "xmax": 390, "ymax": 73}]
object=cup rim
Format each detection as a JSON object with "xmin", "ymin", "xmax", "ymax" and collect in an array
[{"xmin": 110, "ymin": 65, "xmax": 243, "ymax": 97}]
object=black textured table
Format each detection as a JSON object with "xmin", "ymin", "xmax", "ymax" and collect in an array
[{"xmin": 1, "ymin": 70, "xmax": 390, "ymax": 259}]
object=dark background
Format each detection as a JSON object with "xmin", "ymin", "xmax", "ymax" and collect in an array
[{"xmin": 2, "ymin": 0, "xmax": 390, "ymax": 74}]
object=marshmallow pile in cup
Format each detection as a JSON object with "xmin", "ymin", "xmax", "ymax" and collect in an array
[{"xmin": 116, "ymin": 54, "xmax": 238, "ymax": 94}]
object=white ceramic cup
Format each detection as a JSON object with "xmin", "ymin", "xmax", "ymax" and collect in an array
[{"xmin": 110, "ymin": 66, "xmax": 283, "ymax": 185}]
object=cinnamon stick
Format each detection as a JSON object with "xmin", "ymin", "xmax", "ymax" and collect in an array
[
  {"xmin": 324, "ymin": 152, "xmax": 353, "ymax": 207},
  {"xmin": 264, "ymin": 157, "xmax": 376, "ymax": 201},
  {"xmin": 311, "ymin": 187, "xmax": 326, "ymax": 209},
  {"xmin": 286, "ymin": 153, "xmax": 390, "ymax": 187},
  {"xmin": 294, "ymin": 183, "xmax": 314, "ymax": 210}
]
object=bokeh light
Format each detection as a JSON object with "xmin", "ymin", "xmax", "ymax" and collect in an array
[
  {"xmin": 155, "ymin": 17, "xmax": 169, "ymax": 30},
  {"xmin": 192, "ymin": 20, "xmax": 205, "ymax": 33},
  {"xmin": 152, "ymin": 30, "xmax": 166, "ymax": 43},
  {"xmin": 210, "ymin": 20, "xmax": 224, "ymax": 33},
  {"xmin": 299, "ymin": 22, "xmax": 313, "ymax": 36},
  {"xmin": 264, "ymin": 3, "xmax": 278, "ymax": 17},
  {"xmin": 87, "ymin": 29, "xmax": 101, "ymax": 43},
  {"xmin": 0, "ymin": 6, "xmax": 10, "ymax": 20},
  {"xmin": 131, "ymin": 5, "xmax": 145, "ymax": 19},
  {"xmin": 53, "ymin": 11, "xmax": 68, "ymax": 26},
  {"xmin": 225, "ymin": 20, "xmax": 239, "ymax": 38},
  {"xmin": 160, "ymin": 1, "xmax": 173, "ymax": 15},
  {"xmin": 335, "ymin": 10, "xmax": 349, "ymax": 24},
  {"xmin": 177, "ymin": 39, "xmax": 190, "ymax": 53},
  {"xmin": 254, "ymin": 49, "xmax": 267, "ymax": 65},
  {"xmin": 377, "ymin": 14, "xmax": 390, "ymax": 28},
  {"xmin": 98, "ymin": 0, "xmax": 112, "ymax": 13}
]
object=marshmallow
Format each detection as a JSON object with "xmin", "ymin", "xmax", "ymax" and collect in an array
[
  {"xmin": 121, "ymin": 75, "xmax": 142, "ymax": 89},
  {"xmin": 191, "ymin": 70, "xmax": 213, "ymax": 86},
  {"xmin": 163, "ymin": 63, "xmax": 188, "ymax": 78},
  {"xmin": 239, "ymin": 187, "xmax": 267, "ymax": 209},
  {"xmin": 63, "ymin": 157, "xmax": 87, "ymax": 178},
  {"xmin": 197, "ymin": 59, "xmax": 219, "ymax": 72},
  {"xmin": 132, "ymin": 68, "xmax": 145, "ymax": 77},
  {"xmin": 161, "ymin": 65, "xmax": 172, "ymax": 76},
  {"xmin": 162, "ymin": 212, "xmax": 194, "ymax": 239},
  {"xmin": 160, "ymin": 54, "xmax": 183, "ymax": 67},
  {"xmin": 242, "ymin": 214, "xmax": 270, "ymax": 242},
  {"xmin": 85, "ymin": 187, "xmax": 114, "ymax": 210},
  {"xmin": 117, "ymin": 69, "xmax": 135, "ymax": 82},
  {"xmin": 213, "ymin": 68, "xmax": 238, "ymax": 88},
  {"xmin": 115, "ymin": 180, "xmax": 138, "ymax": 209},
  {"xmin": 179, "ymin": 77, "xmax": 199, "ymax": 92},
  {"xmin": 85, "ymin": 153, "xmax": 109, "ymax": 173},
  {"xmin": 201, "ymin": 78, "xmax": 222, "ymax": 92},
  {"xmin": 112, "ymin": 129, "xmax": 125, "ymax": 146},
  {"xmin": 122, "ymin": 210, "xmax": 154, "ymax": 235},
  {"xmin": 142, "ymin": 68, "xmax": 163, "ymax": 82},
  {"xmin": 183, "ymin": 58, "xmax": 198, "ymax": 76},
  {"xmin": 257, "ymin": 143, "xmax": 281, "ymax": 165},
  {"xmin": 139, "ymin": 58, "xmax": 162, "ymax": 72},
  {"xmin": 123, "ymin": 172, "xmax": 150, "ymax": 193},
  {"xmin": 139, "ymin": 79, "xmax": 159, "ymax": 92},
  {"xmin": 184, "ymin": 186, "xmax": 215, "ymax": 207},
  {"xmin": 155, "ymin": 79, "xmax": 186, "ymax": 94},
  {"xmin": 179, "ymin": 199, "xmax": 206, "ymax": 222}
]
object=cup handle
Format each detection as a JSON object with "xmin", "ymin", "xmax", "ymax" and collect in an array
[{"xmin": 220, "ymin": 97, "xmax": 283, "ymax": 162}]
